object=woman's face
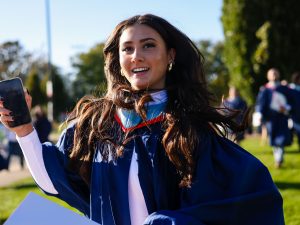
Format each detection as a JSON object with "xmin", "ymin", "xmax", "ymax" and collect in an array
[{"xmin": 119, "ymin": 24, "xmax": 175, "ymax": 90}]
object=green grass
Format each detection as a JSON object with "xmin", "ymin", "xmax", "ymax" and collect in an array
[
  {"xmin": 0, "ymin": 135, "xmax": 299, "ymax": 224},
  {"xmin": 0, "ymin": 177, "xmax": 80, "ymax": 225},
  {"xmin": 240, "ymin": 135, "xmax": 300, "ymax": 225}
]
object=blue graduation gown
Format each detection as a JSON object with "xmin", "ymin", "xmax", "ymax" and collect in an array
[
  {"xmin": 256, "ymin": 84, "xmax": 292, "ymax": 147},
  {"xmin": 41, "ymin": 120, "xmax": 284, "ymax": 225},
  {"xmin": 223, "ymin": 97, "xmax": 247, "ymax": 123},
  {"xmin": 290, "ymin": 87, "xmax": 300, "ymax": 132},
  {"xmin": 223, "ymin": 97, "xmax": 247, "ymax": 140}
]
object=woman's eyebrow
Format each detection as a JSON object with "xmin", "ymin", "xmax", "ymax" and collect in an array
[
  {"xmin": 121, "ymin": 37, "xmax": 156, "ymax": 45},
  {"xmin": 140, "ymin": 37, "xmax": 156, "ymax": 43}
]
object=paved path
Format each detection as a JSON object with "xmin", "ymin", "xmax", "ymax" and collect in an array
[{"xmin": 0, "ymin": 156, "xmax": 31, "ymax": 187}]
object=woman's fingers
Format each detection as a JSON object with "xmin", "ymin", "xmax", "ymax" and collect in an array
[
  {"xmin": 0, "ymin": 102, "xmax": 13, "ymax": 125},
  {"xmin": 0, "ymin": 112, "xmax": 14, "ymax": 128},
  {"xmin": 0, "ymin": 102, "xmax": 11, "ymax": 116},
  {"xmin": 0, "ymin": 114, "xmax": 14, "ymax": 123}
]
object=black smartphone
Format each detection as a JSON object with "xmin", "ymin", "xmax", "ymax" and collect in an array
[{"xmin": 0, "ymin": 77, "xmax": 31, "ymax": 127}]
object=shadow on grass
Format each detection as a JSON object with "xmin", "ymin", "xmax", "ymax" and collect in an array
[
  {"xmin": 275, "ymin": 181, "xmax": 300, "ymax": 190},
  {"xmin": 1, "ymin": 183, "xmax": 37, "ymax": 190},
  {"xmin": 285, "ymin": 149, "xmax": 300, "ymax": 154},
  {"xmin": 250, "ymin": 150, "xmax": 272, "ymax": 155},
  {"xmin": 253, "ymin": 149, "xmax": 300, "ymax": 155}
]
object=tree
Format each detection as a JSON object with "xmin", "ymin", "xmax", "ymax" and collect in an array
[
  {"xmin": 71, "ymin": 43, "xmax": 106, "ymax": 100},
  {"xmin": 222, "ymin": 0, "xmax": 264, "ymax": 104},
  {"xmin": 41, "ymin": 66, "xmax": 72, "ymax": 120},
  {"xmin": 25, "ymin": 67, "xmax": 47, "ymax": 107},
  {"xmin": 253, "ymin": 0, "xmax": 300, "ymax": 82},
  {"xmin": 222, "ymin": 0, "xmax": 300, "ymax": 104},
  {"xmin": 198, "ymin": 40, "xmax": 230, "ymax": 104},
  {"xmin": 0, "ymin": 41, "xmax": 31, "ymax": 80}
]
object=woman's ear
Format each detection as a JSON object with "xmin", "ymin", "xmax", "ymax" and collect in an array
[{"xmin": 168, "ymin": 48, "xmax": 176, "ymax": 62}]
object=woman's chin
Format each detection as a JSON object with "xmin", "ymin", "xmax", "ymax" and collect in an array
[{"xmin": 131, "ymin": 83, "xmax": 149, "ymax": 91}]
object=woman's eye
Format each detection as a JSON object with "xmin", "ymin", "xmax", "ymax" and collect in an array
[
  {"xmin": 122, "ymin": 47, "xmax": 133, "ymax": 52},
  {"xmin": 144, "ymin": 43, "xmax": 155, "ymax": 49}
]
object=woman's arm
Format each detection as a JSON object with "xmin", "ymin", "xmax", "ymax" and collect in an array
[{"xmin": 16, "ymin": 128, "xmax": 58, "ymax": 194}]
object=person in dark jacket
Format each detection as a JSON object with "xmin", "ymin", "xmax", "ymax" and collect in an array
[
  {"xmin": 0, "ymin": 14, "xmax": 284, "ymax": 225},
  {"xmin": 33, "ymin": 105, "xmax": 52, "ymax": 143}
]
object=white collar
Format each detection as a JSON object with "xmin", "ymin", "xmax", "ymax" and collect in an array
[{"xmin": 148, "ymin": 90, "xmax": 167, "ymax": 105}]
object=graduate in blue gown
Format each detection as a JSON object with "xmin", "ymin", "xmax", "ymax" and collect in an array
[
  {"xmin": 256, "ymin": 68, "xmax": 292, "ymax": 168},
  {"xmin": 289, "ymin": 71, "xmax": 300, "ymax": 151},
  {"xmin": 0, "ymin": 14, "xmax": 284, "ymax": 225},
  {"xmin": 222, "ymin": 86, "xmax": 247, "ymax": 143}
]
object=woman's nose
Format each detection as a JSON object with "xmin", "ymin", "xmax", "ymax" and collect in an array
[{"xmin": 131, "ymin": 49, "xmax": 144, "ymax": 63}]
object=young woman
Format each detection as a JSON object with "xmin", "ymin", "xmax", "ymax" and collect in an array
[{"xmin": 0, "ymin": 14, "xmax": 284, "ymax": 225}]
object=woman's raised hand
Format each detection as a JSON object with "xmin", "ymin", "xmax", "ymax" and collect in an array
[{"xmin": 0, "ymin": 89, "xmax": 34, "ymax": 137}]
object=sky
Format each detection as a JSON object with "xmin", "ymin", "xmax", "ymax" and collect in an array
[{"xmin": 0, "ymin": 0, "xmax": 224, "ymax": 74}]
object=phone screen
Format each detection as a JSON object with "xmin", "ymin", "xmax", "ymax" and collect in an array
[{"xmin": 0, "ymin": 77, "xmax": 32, "ymax": 127}]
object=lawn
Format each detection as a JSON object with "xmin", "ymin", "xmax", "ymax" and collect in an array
[
  {"xmin": 240, "ymin": 135, "xmax": 300, "ymax": 225},
  {"xmin": 0, "ymin": 134, "xmax": 299, "ymax": 224},
  {"xmin": 0, "ymin": 177, "xmax": 81, "ymax": 225}
]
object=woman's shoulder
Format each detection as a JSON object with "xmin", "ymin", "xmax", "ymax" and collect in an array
[
  {"xmin": 199, "ymin": 131, "xmax": 265, "ymax": 167},
  {"xmin": 195, "ymin": 130, "xmax": 274, "ymax": 191}
]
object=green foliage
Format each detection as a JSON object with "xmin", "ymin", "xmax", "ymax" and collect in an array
[
  {"xmin": 25, "ymin": 68, "xmax": 47, "ymax": 107},
  {"xmin": 41, "ymin": 67, "xmax": 72, "ymax": 120},
  {"xmin": 71, "ymin": 43, "xmax": 106, "ymax": 100},
  {"xmin": 222, "ymin": 0, "xmax": 300, "ymax": 104},
  {"xmin": 222, "ymin": 0, "xmax": 262, "ymax": 104},
  {"xmin": 198, "ymin": 40, "xmax": 230, "ymax": 103},
  {"xmin": 0, "ymin": 41, "xmax": 31, "ymax": 80}
]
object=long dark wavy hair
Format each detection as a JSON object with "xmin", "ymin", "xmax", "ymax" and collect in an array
[{"xmin": 67, "ymin": 14, "xmax": 247, "ymax": 187}]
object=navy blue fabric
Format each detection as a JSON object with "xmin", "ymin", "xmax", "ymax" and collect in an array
[
  {"xmin": 41, "ymin": 122, "xmax": 284, "ymax": 225},
  {"xmin": 223, "ymin": 97, "xmax": 247, "ymax": 124},
  {"xmin": 0, "ymin": 152, "xmax": 8, "ymax": 171},
  {"xmin": 290, "ymin": 87, "xmax": 300, "ymax": 147},
  {"xmin": 42, "ymin": 127, "xmax": 90, "ymax": 216},
  {"xmin": 34, "ymin": 116, "xmax": 52, "ymax": 143},
  {"xmin": 290, "ymin": 88, "xmax": 300, "ymax": 124},
  {"xmin": 256, "ymin": 85, "xmax": 292, "ymax": 146},
  {"xmin": 223, "ymin": 97, "xmax": 247, "ymax": 141}
]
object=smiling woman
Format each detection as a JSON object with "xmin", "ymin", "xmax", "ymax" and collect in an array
[
  {"xmin": 0, "ymin": 14, "xmax": 284, "ymax": 225},
  {"xmin": 119, "ymin": 24, "xmax": 175, "ymax": 90}
]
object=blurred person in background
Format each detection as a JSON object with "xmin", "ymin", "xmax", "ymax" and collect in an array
[
  {"xmin": 289, "ymin": 71, "xmax": 300, "ymax": 151},
  {"xmin": 256, "ymin": 68, "xmax": 292, "ymax": 168},
  {"xmin": 222, "ymin": 86, "xmax": 247, "ymax": 143},
  {"xmin": 33, "ymin": 105, "xmax": 52, "ymax": 143},
  {"xmin": 5, "ymin": 127, "xmax": 25, "ymax": 170}
]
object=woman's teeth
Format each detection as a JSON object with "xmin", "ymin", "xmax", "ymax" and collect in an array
[{"xmin": 132, "ymin": 67, "xmax": 149, "ymax": 73}]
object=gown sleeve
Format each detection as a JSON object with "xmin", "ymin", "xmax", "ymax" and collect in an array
[
  {"xmin": 144, "ymin": 132, "xmax": 284, "ymax": 225},
  {"xmin": 41, "ymin": 125, "xmax": 90, "ymax": 216}
]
